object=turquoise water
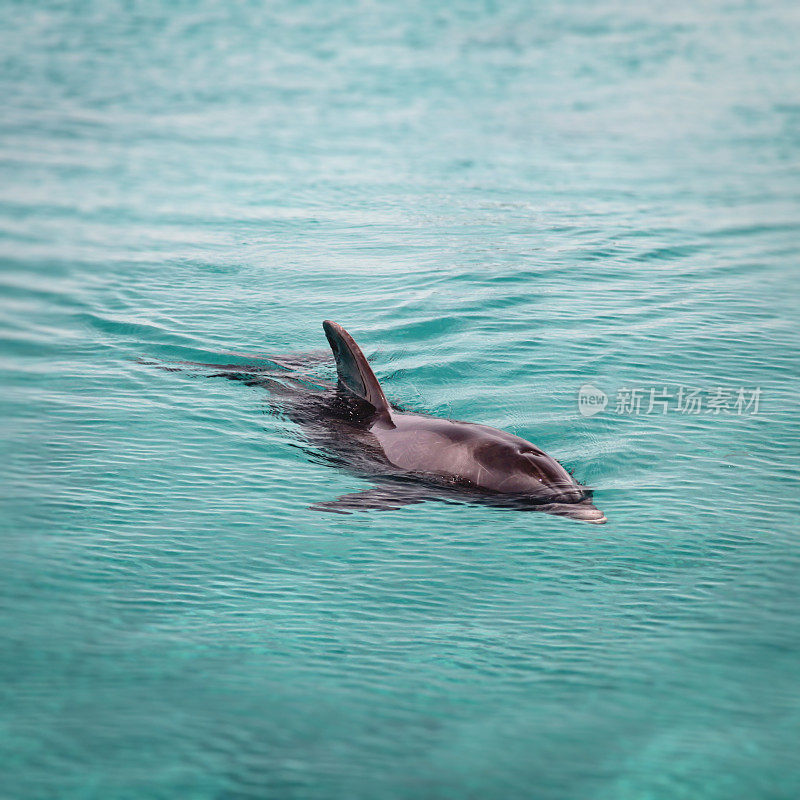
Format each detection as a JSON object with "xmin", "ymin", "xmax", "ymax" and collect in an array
[{"xmin": 2, "ymin": 1, "xmax": 800, "ymax": 797}]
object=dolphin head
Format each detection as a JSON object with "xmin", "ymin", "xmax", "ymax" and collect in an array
[
  {"xmin": 514, "ymin": 450, "xmax": 606, "ymax": 523},
  {"xmin": 519, "ymin": 450, "xmax": 586, "ymax": 502},
  {"xmin": 470, "ymin": 440, "xmax": 605, "ymax": 521},
  {"xmin": 470, "ymin": 440, "xmax": 577, "ymax": 498}
]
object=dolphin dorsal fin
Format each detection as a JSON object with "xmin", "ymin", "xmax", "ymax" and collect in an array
[{"xmin": 323, "ymin": 320, "xmax": 390, "ymax": 414}]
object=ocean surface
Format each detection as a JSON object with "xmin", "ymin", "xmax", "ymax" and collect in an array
[{"xmin": 2, "ymin": 1, "xmax": 799, "ymax": 798}]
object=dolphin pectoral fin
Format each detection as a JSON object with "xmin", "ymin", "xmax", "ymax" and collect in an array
[{"xmin": 311, "ymin": 485, "xmax": 427, "ymax": 514}]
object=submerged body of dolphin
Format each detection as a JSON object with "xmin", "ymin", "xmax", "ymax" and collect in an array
[{"xmin": 168, "ymin": 321, "xmax": 605, "ymax": 524}]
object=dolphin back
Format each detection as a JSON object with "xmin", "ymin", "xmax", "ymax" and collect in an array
[{"xmin": 323, "ymin": 321, "xmax": 390, "ymax": 414}]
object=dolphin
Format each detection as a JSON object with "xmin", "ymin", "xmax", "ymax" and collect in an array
[
  {"xmin": 158, "ymin": 321, "xmax": 606, "ymax": 524},
  {"xmin": 314, "ymin": 321, "xmax": 606, "ymax": 523}
]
